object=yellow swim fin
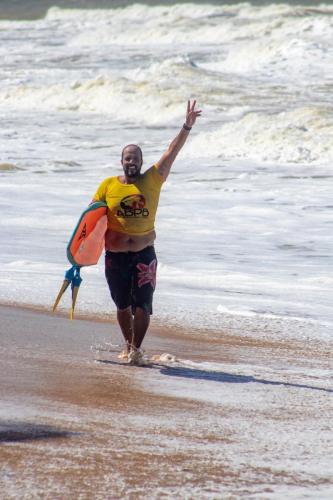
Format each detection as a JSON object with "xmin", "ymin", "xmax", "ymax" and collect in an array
[
  {"xmin": 52, "ymin": 266, "xmax": 81, "ymax": 317},
  {"xmin": 70, "ymin": 285, "xmax": 80, "ymax": 320},
  {"xmin": 52, "ymin": 280, "xmax": 70, "ymax": 312}
]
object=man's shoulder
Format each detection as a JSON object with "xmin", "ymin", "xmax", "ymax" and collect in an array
[
  {"xmin": 99, "ymin": 176, "xmax": 117, "ymax": 187},
  {"xmin": 142, "ymin": 165, "xmax": 164, "ymax": 183},
  {"xmin": 143, "ymin": 164, "xmax": 157, "ymax": 174},
  {"xmin": 102, "ymin": 175, "xmax": 117, "ymax": 181}
]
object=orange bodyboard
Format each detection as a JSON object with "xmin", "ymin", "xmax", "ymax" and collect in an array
[{"xmin": 67, "ymin": 202, "xmax": 108, "ymax": 267}]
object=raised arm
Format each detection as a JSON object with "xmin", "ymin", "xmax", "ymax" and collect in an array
[{"xmin": 156, "ymin": 100, "xmax": 201, "ymax": 181}]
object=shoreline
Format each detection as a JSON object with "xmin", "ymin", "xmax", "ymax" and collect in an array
[
  {"xmin": 1, "ymin": 299, "xmax": 332, "ymax": 362},
  {"xmin": 0, "ymin": 298, "xmax": 231, "ymax": 351}
]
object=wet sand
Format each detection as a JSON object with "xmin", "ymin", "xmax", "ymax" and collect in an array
[{"xmin": 0, "ymin": 304, "xmax": 332, "ymax": 499}]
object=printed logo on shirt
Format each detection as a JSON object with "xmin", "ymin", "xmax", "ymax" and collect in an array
[{"xmin": 117, "ymin": 194, "xmax": 149, "ymax": 218}]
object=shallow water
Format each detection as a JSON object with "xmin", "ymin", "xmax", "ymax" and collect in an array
[{"xmin": 0, "ymin": 2, "xmax": 332, "ymax": 338}]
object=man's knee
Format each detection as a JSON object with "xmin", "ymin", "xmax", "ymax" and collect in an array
[
  {"xmin": 117, "ymin": 306, "xmax": 132, "ymax": 316},
  {"xmin": 135, "ymin": 306, "xmax": 150, "ymax": 317}
]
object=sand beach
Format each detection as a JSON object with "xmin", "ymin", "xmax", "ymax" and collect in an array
[{"xmin": 1, "ymin": 304, "xmax": 332, "ymax": 499}]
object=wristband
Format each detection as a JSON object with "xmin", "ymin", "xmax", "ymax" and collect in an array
[{"xmin": 183, "ymin": 123, "xmax": 192, "ymax": 131}]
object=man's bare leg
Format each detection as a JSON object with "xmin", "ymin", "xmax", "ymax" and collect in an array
[
  {"xmin": 117, "ymin": 306, "xmax": 134, "ymax": 352},
  {"xmin": 133, "ymin": 307, "xmax": 150, "ymax": 349}
]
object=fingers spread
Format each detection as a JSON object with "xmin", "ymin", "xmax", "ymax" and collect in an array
[{"xmin": 186, "ymin": 100, "xmax": 202, "ymax": 123}]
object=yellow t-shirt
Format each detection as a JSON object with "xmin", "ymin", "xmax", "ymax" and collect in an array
[{"xmin": 93, "ymin": 165, "xmax": 164, "ymax": 235}]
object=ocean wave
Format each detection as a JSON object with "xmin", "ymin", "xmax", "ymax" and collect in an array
[
  {"xmin": 42, "ymin": 3, "xmax": 333, "ymax": 48},
  {"xmin": 0, "ymin": 58, "xmax": 207, "ymax": 122},
  {"xmin": 41, "ymin": 3, "xmax": 333, "ymax": 88},
  {"xmin": 1, "ymin": 70, "xmax": 332, "ymax": 165},
  {"xmin": 186, "ymin": 107, "xmax": 333, "ymax": 164},
  {"xmin": 213, "ymin": 36, "xmax": 333, "ymax": 78}
]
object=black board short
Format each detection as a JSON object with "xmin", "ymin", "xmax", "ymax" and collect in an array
[{"xmin": 105, "ymin": 246, "xmax": 157, "ymax": 314}]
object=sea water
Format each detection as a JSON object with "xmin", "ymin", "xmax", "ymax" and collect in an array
[{"xmin": 0, "ymin": 1, "xmax": 332, "ymax": 340}]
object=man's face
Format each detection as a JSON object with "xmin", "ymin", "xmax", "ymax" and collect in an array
[{"xmin": 121, "ymin": 145, "xmax": 143, "ymax": 180}]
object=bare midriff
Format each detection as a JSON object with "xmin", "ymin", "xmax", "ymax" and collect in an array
[{"xmin": 105, "ymin": 229, "xmax": 156, "ymax": 252}]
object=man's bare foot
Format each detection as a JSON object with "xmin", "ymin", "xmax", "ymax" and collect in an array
[{"xmin": 118, "ymin": 349, "xmax": 129, "ymax": 361}]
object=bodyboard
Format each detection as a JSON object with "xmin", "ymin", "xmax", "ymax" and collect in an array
[{"xmin": 67, "ymin": 202, "xmax": 108, "ymax": 267}]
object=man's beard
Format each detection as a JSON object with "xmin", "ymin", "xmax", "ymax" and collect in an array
[{"xmin": 125, "ymin": 165, "xmax": 140, "ymax": 178}]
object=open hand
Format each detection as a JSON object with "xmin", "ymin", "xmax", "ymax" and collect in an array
[{"xmin": 185, "ymin": 100, "xmax": 202, "ymax": 127}]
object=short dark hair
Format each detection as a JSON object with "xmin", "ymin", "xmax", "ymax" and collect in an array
[{"xmin": 121, "ymin": 144, "xmax": 143, "ymax": 162}]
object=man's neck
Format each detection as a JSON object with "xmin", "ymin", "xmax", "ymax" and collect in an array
[{"xmin": 118, "ymin": 174, "xmax": 140, "ymax": 184}]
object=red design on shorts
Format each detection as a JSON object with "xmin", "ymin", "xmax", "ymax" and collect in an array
[{"xmin": 137, "ymin": 259, "xmax": 157, "ymax": 289}]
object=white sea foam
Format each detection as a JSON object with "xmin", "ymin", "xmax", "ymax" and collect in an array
[
  {"xmin": 0, "ymin": 73, "xmax": 186, "ymax": 124},
  {"xmin": 1, "ymin": 75, "xmax": 332, "ymax": 166},
  {"xmin": 43, "ymin": 3, "xmax": 333, "ymax": 49},
  {"xmin": 186, "ymin": 107, "xmax": 333, "ymax": 163}
]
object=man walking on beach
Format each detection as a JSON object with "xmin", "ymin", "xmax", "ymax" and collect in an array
[{"xmin": 92, "ymin": 100, "xmax": 201, "ymax": 364}]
